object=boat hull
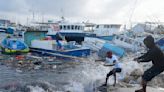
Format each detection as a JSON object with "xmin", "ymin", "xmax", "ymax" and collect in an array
[
  {"xmin": 98, "ymin": 43, "xmax": 125, "ymax": 58},
  {"xmin": 30, "ymin": 47, "xmax": 90, "ymax": 57},
  {"xmin": 1, "ymin": 39, "xmax": 29, "ymax": 54},
  {"xmin": 156, "ymin": 38, "xmax": 164, "ymax": 51},
  {"xmin": 1, "ymin": 47, "xmax": 29, "ymax": 54},
  {"xmin": 96, "ymin": 35, "xmax": 115, "ymax": 41}
]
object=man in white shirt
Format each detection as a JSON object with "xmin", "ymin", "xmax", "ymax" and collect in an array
[{"xmin": 102, "ymin": 51, "xmax": 122, "ymax": 87}]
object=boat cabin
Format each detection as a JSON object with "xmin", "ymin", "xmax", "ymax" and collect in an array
[{"xmin": 93, "ymin": 24, "xmax": 121, "ymax": 36}]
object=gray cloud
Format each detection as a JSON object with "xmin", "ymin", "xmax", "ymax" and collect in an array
[
  {"xmin": 1, "ymin": 0, "xmax": 160, "ymax": 24},
  {"xmin": 102, "ymin": 0, "xmax": 134, "ymax": 18},
  {"xmin": 0, "ymin": 0, "xmax": 29, "ymax": 13},
  {"xmin": 25, "ymin": 0, "xmax": 88, "ymax": 17}
]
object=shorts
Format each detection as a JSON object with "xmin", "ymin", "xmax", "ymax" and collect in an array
[
  {"xmin": 107, "ymin": 68, "xmax": 122, "ymax": 77},
  {"xmin": 114, "ymin": 68, "xmax": 122, "ymax": 73},
  {"xmin": 142, "ymin": 66, "xmax": 164, "ymax": 81}
]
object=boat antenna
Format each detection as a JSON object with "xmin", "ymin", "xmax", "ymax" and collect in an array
[
  {"xmin": 128, "ymin": 0, "xmax": 138, "ymax": 30},
  {"xmin": 145, "ymin": 8, "xmax": 164, "ymax": 33},
  {"xmin": 60, "ymin": 8, "xmax": 65, "ymax": 21},
  {"xmin": 42, "ymin": 12, "xmax": 44, "ymax": 23}
]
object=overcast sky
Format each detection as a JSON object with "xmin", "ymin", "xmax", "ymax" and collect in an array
[{"xmin": 0, "ymin": 0, "xmax": 164, "ymax": 25}]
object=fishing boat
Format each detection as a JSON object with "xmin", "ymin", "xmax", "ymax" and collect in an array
[
  {"xmin": 23, "ymin": 30, "xmax": 90, "ymax": 58},
  {"xmin": 30, "ymin": 39, "xmax": 90, "ymax": 57},
  {"xmin": 1, "ymin": 38, "xmax": 29, "ymax": 54},
  {"xmin": 35, "ymin": 18, "xmax": 96, "ymax": 44},
  {"xmin": 83, "ymin": 37, "xmax": 125, "ymax": 58},
  {"xmin": 112, "ymin": 35, "xmax": 145, "ymax": 52},
  {"xmin": 93, "ymin": 24, "xmax": 123, "ymax": 41}
]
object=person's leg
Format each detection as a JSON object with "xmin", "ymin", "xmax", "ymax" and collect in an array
[
  {"xmin": 113, "ymin": 72, "xmax": 116, "ymax": 86},
  {"xmin": 102, "ymin": 68, "xmax": 122, "ymax": 86},
  {"xmin": 102, "ymin": 69, "xmax": 114, "ymax": 86},
  {"xmin": 135, "ymin": 79, "xmax": 147, "ymax": 92},
  {"xmin": 135, "ymin": 66, "xmax": 153, "ymax": 92},
  {"xmin": 135, "ymin": 66, "xmax": 164, "ymax": 92},
  {"xmin": 142, "ymin": 79, "xmax": 147, "ymax": 92},
  {"xmin": 113, "ymin": 68, "xmax": 121, "ymax": 86},
  {"xmin": 105, "ymin": 70, "xmax": 114, "ymax": 85}
]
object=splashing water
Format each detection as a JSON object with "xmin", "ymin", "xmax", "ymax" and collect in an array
[{"xmin": 0, "ymin": 50, "xmax": 146, "ymax": 92}]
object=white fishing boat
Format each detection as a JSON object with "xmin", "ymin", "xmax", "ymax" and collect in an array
[
  {"xmin": 35, "ymin": 18, "xmax": 96, "ymax": 43},
  {"xmin": 93, "ymin": 24, "xmax": 122, "ymax": 36},
  {"xmin": 93, "ymin": 24, "xmax": 123, "ymax": 41},
  {"xmin": 112, "ymin": 34, "xmax": 145, "ymax": 52}
]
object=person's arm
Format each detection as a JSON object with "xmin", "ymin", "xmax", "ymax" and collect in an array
[
  {"xmin": 95, "ymin": 59, "xmax": 106, "ymax": 62},
  {"xmin": 137, "ymin": 50, "xmax": 153, "ymax": 62},
  {"xmin": 104, "ymin": 60, "xmax": 116, "ymax": 66},
  {"xmin": 137, "ymin": 53, "xmax": 147, "ymax": 60},
  {"xmin": 113, "ymin": 60, "xmax": 116, "ymax": 64}
]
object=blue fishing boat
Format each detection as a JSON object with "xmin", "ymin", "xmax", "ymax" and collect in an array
[
  {"xmin": 6, "ymin": 27, "xmax": 15, "ymax": 34},
  {"xmin": 83, "ymin": 37, "xmax": 125, "ymax": 58},
  {"xmin": 98, "ymin": 43, "xmax": 125, "ymax": 58},
  {"xmin": 23, "ymin": 30, "xmax": 90, "ymax": 58},
  {"xmin": 1, "ymin": 38, "xmax": 29, "ymax": 54},
  {"xmin": 30, "ymin": 40, "xmax": 90, "ymax": 58}
]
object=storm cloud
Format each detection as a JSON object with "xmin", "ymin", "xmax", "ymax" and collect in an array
[{"xmin": 0, "ymin": 0, "xmax": 164, "ymax": 24}]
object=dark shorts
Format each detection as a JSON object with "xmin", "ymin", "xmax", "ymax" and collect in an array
[
  {"xmin": 107, "ymin": 68, "xmax": 122, "ymax": 77},
  {"xmin": 114, "ymin": 68, "xmax": 122, "ymax": 73},
  {"xmin": 142, "ymin": 66, "xmax": 164, "ymax": 81}
]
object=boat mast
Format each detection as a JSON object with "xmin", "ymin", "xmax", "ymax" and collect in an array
[{"xmin": 128, "ymin": 0, "xmax": 138, "ymax": 30}]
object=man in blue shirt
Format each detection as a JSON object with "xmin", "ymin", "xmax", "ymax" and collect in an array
[{"xmin": 56, "ymin": 39, "xmax": 62, "ymax": 50}]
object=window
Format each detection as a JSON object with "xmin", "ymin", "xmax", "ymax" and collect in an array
[
  {"xmin": 67, "ymin": 26, "xmax": 70, "ymax": 30},
  {"xmin": 78, "ymin": 26, "xmax": 80, "ymax": 30},
  {"xmin": 120, "ymin": 38, "xmax": 124, "ymax": 41},
  {"xmin": 107, "ymin": 25, "xmax": 110, "ymax": 28},
  {"xmin": 63, "ymin": 25, "xmax": 66, "ymax": 30},
  {"xmin": 60, "ymin": 25, "xmax": 62, "ymax": 30},
  {"xmin": 75, "ymin": 26, "xmax": 78, "ymax": 30},
  {"xmin": 96, "ymin": 25, "xmax": 99, "ymax": 28},
  {"xmin": 116, "ymin": 36, "xmax": 119, "ymax": 39},
  {"xmin": 71, "ymin": 25, "xmax": 74, "ymax": 30}
]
